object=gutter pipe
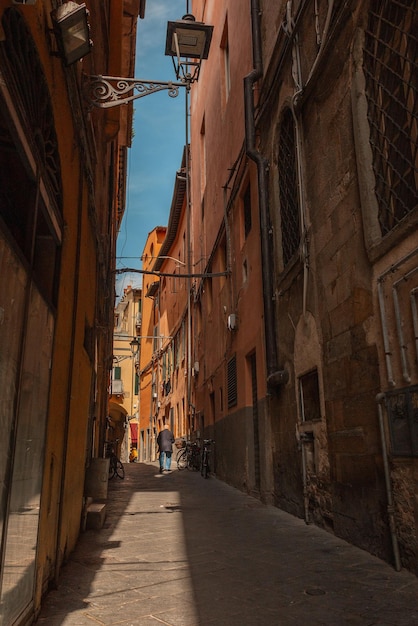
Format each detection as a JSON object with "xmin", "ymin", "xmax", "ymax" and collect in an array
[{"xmin": 244, "ymin": 0, "xmax": 288, "ymax": 390}]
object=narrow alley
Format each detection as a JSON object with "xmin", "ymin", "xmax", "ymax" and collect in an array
[{"xmin": 37, "ymin": 464, "xmax": 418, "ymax": 626}]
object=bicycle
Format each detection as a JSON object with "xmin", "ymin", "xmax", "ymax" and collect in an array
[
  {"xmin": 176, "ymin": 444, "xmax": 188, "ymax": 470},
  {"xmin": 200, "ymin": 439, "xmax": 215, "ymax": 479},
  {"xmin": 105, "ymin": 440, "xmax": 125, "ymax": 479},
  {"xmin": 176, "ymin": 441, "xmax": 201, "ymax": 471}
]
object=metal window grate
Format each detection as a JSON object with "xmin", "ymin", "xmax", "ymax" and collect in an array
[
  {"xmin": 386, "ymin": 385, "xmax": 418, "ymax": 457},
  {"xmin": 278, "ymin": 108, "xmax": 300, "ymax": 265},
  {"xmin": 243, "ymin": 184, "xmax": 252, "ymax": 238},
  {"xmin": 227, "ymin": 355, "xmax": 237, "ymax": 408},
  {"xmin": 299, "ymin": 369, "xmax": 321, "ymax": 422},
  {"xmin": 363, "ymin": 1, "xmax": 418, "ymax": 236},
  {"xmin": 2, "ymin": 8, "xmax": 63, "ymax": 210}
]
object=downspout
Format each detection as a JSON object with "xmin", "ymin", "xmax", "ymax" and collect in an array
[
  {"xmin": 376, "ymin": 393, "xmax": 401, "ymax": 571},
  {"xmin": 244, "ymin": 0, "xmax": 288, "ymax": 390},
  {"xmin": 286, "ymin": 0, "xmax": 335, "ymax": 318}
]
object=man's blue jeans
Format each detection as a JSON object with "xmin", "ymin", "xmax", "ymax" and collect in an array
[{"xmin": 159, "ymin": 451, "xmax": 172, "ymax": 470}]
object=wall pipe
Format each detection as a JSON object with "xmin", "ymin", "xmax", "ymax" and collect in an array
[
  {"xmin": 376, "ymin": 393, "xmax": 401, "ymax": 571},
  {"xmin": 244, "ymin": 0, "xmax": 288, "ymax": 390},
  {"xmin": 287, "ymin": 0, "xmax": 335, "ymax": 319}
]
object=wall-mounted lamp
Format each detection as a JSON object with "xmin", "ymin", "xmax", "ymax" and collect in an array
[
  {"xmin": 129, "ymin": 337, "xmax": 140, "ymax": 357},
  {"xmin": 165, "ymin": 14, "xmax": 213, "ymax": 82},
  {"xmin": 83, "ymin": 14, "xmax": 213, "ymax": 108},
  {"xmin": 51, "ymin": 1, "xmax": 92, "ymax": 66}
]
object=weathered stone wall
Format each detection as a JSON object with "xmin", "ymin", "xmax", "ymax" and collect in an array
[{"xmin": 257, "ymin": 1, "xmax": 408, "ymax": 566}]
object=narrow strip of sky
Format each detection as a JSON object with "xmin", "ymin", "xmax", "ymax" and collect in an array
[{"xmin": 116, "ymin": 0, "xmax": 187, "ymax": 295}]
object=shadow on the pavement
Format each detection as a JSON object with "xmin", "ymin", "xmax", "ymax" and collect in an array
[
  {"xmin": 37, "ymin": 461, "xmax": 418, "ymax": 626},
  {"xmin": 37, "ymin": 462, "xmax": 218, "ymax": 624}
]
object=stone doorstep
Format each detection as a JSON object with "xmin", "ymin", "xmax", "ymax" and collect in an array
[{"xmin": 86, "ymin": 501, "xmax": 107, "ymax": 530}]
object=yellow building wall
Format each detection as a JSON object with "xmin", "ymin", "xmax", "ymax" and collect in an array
[
  {"xmin": 0, "ymin": 0, "xmax": 140, "ymax": 617},
  {"xmin": 138, "ymin": 227, "xmax": 166, "ymax": 459}
]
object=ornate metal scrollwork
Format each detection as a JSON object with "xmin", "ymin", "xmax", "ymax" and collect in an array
[{"xmin": 84, "ymin": 75, "xmax": 186, "ymax": 108}]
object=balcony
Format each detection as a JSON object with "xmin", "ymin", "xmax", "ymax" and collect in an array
[{"xmin": 110, "ymin": 379, "xmax": 124, "ymax": 395}]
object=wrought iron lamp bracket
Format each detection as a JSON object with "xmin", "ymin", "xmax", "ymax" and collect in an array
[{"xmin": 83, "ymin": 75, "xmax": 187, "ymax": 108}]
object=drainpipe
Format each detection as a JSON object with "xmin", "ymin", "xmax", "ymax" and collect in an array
[
  {"xmin": 244, "ymin": 0, "xmax": 288, "ymax": 390},
  {"xmin": 376, "ymin": 393, "xmax": 401, "ymax": 571}
]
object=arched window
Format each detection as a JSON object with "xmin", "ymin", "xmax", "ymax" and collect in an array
[
  {"xmin": 363, "ymin": 1, "xmax": 417, "ymax": 235},
  {"xmin": 278, "ymin": 107, "xmax": 300, "ymax": 266}
]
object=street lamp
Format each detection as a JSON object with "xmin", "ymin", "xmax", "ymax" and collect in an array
[
  {"xmin": 52, "ymin": 4, "xmax": 213, "ymax": 447},
  {"xmin": 165, "ymin": 14, "xmax": 213, "ymax": 82},
  {"xmin": 72, "ymin": 13, "xmax": 213, "ymax": 108},
  {"xmin": 129, "ymin": 337, "xmax": 140, "ymax": 357},
  {"xmin": 50, "ymin": 2, "xmax": 92, "ymax": 66}
]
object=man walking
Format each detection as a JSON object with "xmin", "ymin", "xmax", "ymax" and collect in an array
[{"xmin": 157, "ymin": 423, "xmax": 175, "ymax": 473}]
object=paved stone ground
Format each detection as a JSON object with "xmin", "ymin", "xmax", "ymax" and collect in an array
[{"xmin": 36, "ymin": 462, "xmax": 418, "ymax": 625}]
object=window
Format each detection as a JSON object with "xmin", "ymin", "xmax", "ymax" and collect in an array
[
  {"xmin": 181, "ymin": 319, "xmax": 186, "ymax": 361},
  {"xmin": 278, "ymin": 108, "xmax": 300, "ymax": 266},
  {"xmin": 162, "ymin": 352, "xmax": 167, "ymax": 380},
  {"xmin": 243, "ymin": 183, "xmax": 252, "ymax": 238},
  {"xmin": 219, "ymin": 235, "xmax": 227, "ymax": 290},
  {"xmin": 220, "ymin": 18, "xmax": 231, "ymax": 102},
  {"xmin": 205, "ymin": 276, "xmax": 213, "ymax": 314},
  {"xmin": 112, "ymin": 366, "xmax": 123, "ymax": 394},
  {"xmin": 0, "ymin": 96, "xmax": 61, "ymax": 308},
  {"xmin": 168, "ymin": 346, "xmax": 172, "ymax": 377},
  {"xmin": 0, "ymin": 12, "xmax": 62, "ymax": 619},
  {"xmin": 84, "ymin": 320, "xmax": 94, "ymax": 362},
  {"xmin": 386, "ymin": 386, "xmax": 418, "ymax": 457},
  {"xmin": 175, "ymin": 333, "xmax": 180, "ymax": 369},
  {"xmin": 227, "ymin": 355, "xmax": 238, "ymax": 408},
  {"xmin": 200, "ymin": 116, "xmax": 207, "ymax": 196},
  {"xmin": 299, "ymin": 370, "xmax": 321, "ymax": 422},
  {"xmin": 363, "ymin": 1, "xmax": 417, "ymax": 235},
  {"xmin": 153, "ymin": 325, "xmax": 159, "ymax": 352},
  {"xmin": 242, "ymin": 258, "xmax": 248, "ymax": 283},
  {"xmin": 210, "ymin": 392, "xmax": 215, "ymax": 422}
]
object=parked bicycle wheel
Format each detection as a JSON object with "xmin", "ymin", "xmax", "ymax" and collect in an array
[
  {"xmin": 200, "ymin": 439, "xmax": 214, "ymax": 478},
  {"xmin": 108, "ymin": 459, "xmax": 116, "ymax": 480},
  {"xmin": 177, "ymin": 448, "xmax": 187, "ymax": 470},
  {"xmin": 187, "ymin": 447, "xmax": 200, "ymax": 471},
  {"xmin": 201, "ymin": 454, "xmax": 209, "ymax": 479},
  {"xmin": 114, "ymin": 459, "xmax": 125, "ymax": 479}
]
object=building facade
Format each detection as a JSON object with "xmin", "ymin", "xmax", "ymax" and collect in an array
[
  {"xmin": 0, "ymin": 1, "xmax": 141, "ymax": 622},
  {"xmin": 110, "ymin": 285, "xmax": 142, "ymax": 463},
  {"xmin": 186, "ymin": 0, "xmax": 417, "ymax": 573},
  {"xmin": 137, "ymin": 226, "xmax": 167, "ymax": 461}
]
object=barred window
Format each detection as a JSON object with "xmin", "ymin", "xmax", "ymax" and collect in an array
[
  {"xmin": 363, "ymin": 1, "xmax": 417, "ymax": 236},
  {"xmin": 299, "ymin": 369, "xmax": 321, "ymax": 422},
  {"xmin": 243, "ymin": 183, "xmax": 252, "ymax": 238},
  {"xmin": 278, "ymin": 108, "xmax": 300, "ymax": 266},
  {"xmin": 227, "ymin": 355, "xmax": 237, "ymax": 408}
]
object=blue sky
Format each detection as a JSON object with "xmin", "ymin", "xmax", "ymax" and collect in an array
[{"xmin": 116, "ymin": 0, "xmax": 187, "ymax": 297}]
